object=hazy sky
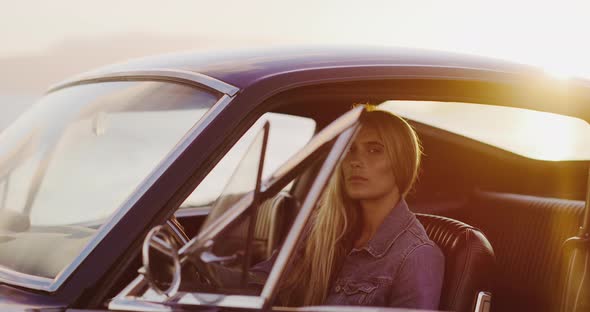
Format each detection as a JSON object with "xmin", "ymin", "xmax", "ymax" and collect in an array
[{"xmin": 2, "ymin": 0, "xmax": 590, "ymax": 78}]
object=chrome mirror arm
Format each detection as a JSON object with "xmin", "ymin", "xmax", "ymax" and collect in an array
[
  {"xmin": 579, "ymin": 165, "xmax": 590, "ymax": 237},
  {"xmin": 559, "ymin": 165, "xmax": 590, "ymax": 312}
]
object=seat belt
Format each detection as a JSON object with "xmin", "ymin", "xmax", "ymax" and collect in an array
[{"xmin": 559, "ymin": 166, "xmax": 590, "ymax": 312}]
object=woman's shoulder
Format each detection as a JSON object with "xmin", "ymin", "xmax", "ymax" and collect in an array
[
  {"xmin": 392, "ymin": 212, "xmax": 443, "ymax": 259},
  {"xmin": 407, "ymin": 213, "xmax": 434, "ymax": 243}
]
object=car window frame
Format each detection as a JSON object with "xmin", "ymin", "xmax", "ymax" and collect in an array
[
  {"xmin": 0, "ymin": 71, "xmax": 235, "ymax": 293},
  {"xmin": 108, "ymin": 107, "xmax": 363, "ymax": 311}
]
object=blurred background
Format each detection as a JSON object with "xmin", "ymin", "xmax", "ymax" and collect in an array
[{"xmin": 2, "ymin": 0, "xmax": 590, "ymax": 129}]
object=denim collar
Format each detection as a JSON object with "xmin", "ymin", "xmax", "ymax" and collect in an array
[{"xmin": 350, "ymin": 198, "xmax": 414, "ymax": 258}]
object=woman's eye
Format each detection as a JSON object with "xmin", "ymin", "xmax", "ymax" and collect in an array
[{"xmin": 369, "ymin": 147, "xmax": 383, "ymax": 154}]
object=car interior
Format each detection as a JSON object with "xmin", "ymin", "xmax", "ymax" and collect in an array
[
  {"xmin": 263, "ymin": 80, "xmax": 586, "ymax": 312},
  {"xmin": 101, "ymin": 78, "xmax": 588, "ymax": 312}
]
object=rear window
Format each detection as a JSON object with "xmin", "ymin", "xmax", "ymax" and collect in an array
[{"xmin": 381, "ymin": 100, "xmax": 590, "ymax": 161}]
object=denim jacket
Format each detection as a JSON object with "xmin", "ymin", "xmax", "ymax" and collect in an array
[
  {"xmin": 324, "ymin": 199, "xmax": 444, "ymax": 309},
  {"xmin": 251, "ymin": 199, "xmax": 445, "ymax": 309}
]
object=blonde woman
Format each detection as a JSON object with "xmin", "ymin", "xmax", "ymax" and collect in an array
[{"xmin": 254, "ymin": 106, "xmax": 445, "ymax": 309}]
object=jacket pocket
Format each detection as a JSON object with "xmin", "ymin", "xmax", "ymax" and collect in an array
[{"xmin": 334, "ymin": 280, "xmax": 379, "ymax": 305}]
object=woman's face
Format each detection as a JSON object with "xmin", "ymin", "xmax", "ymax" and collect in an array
[{"xmin": 341, "ymin": 125, "xmax": 398, "ymax": 201}]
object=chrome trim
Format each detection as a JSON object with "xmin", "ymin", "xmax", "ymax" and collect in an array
[
  {"xmin": 47, "ymin": 69, "xmax": 239, "ymax": 96},
  {"xmin": 474, "ymin": 291, "xmax": 492, "ymax": 312},
  {"xmin": 261, "ymin": 124, "xmax": 360, "ymax": 304},
  {"xmin": 116, "ymin": 275, "xmax": 149, "ymax": 299},
  {"xmin": 174, "ymin": 206, "xmax": 211, "ymax": 218},
  {"xmin": 111, "ymin": 292, "xmax": 264, "ymax": 311},
  {"xmin": 0, "ymin": 94, "xmax": 234, "ymax": 292},
  {"xmin": 176, "ymin": 293, "xmax": 264, "ymax": 309},
  {"xmin": 109, "ymin": 298, "xmax": 172, "ymax": 312},
  {"xmin": 111, "ymin": 274, "xmax": 264, "ymax": 311},
  {"xmin": 581, "ymin": 166, "xmax": 590, "ymax": 234},
  {"xmin": 0, "ymin": 266, "xmax": 53, "ymax": 289},
  {"xmin": 563, "ymin": 249, "xmax": 579, "ymax": 310},
  {"xmin": 265, "ymin": 106, "xmax": 363, "ymax": 188},
  {"xmin": 571, "ymin": 249, "xmax": 589, "ymax": 312}
]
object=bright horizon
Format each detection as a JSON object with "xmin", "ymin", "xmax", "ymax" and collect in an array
[{"xmin": 2, "ymin": 0, "xmax": 590, "ymax": 81}]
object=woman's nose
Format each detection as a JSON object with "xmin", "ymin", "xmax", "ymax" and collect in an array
[
  {"xmin": 350, "ymin": 159, "xmax": 362, "ymax": 168},
  {"xmin": 347, "ymin": 152, "xmax": 363, "ymax": 168}
]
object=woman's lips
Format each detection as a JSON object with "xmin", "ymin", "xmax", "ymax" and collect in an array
[{"xmin": 348, "ymin": 175, "xmax": 368, "ymax": 182}]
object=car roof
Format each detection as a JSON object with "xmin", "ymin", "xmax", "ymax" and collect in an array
[
  {"xmin": 66, "ymin": 45, "xmax": 581, "ymax": 88},
  {"xmin": 52, "ymin": 45, "xmax": 590, "ymax": 123}
]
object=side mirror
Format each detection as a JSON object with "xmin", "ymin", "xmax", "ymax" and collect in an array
[{"xmin": 140, "ymin": 225, "xmax": 181, "ymax": 297}]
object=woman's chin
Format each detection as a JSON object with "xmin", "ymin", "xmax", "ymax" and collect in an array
[{"xmin": 346, "ymin": 189, "xmax": 372, "ymax": 200}]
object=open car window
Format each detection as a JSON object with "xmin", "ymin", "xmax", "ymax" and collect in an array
[
  {"xmin": 180, "ymin": 113, "xmax": 316, "ymax": 210},
  {"xmin": 197, "ymin": 121, "xmax": 268, "ymax": 234},
  {"xmin": 110, "ymin": 106, "xmax": 364, "ymax": 311}
]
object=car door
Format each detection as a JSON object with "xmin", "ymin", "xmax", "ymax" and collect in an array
[{"xmin": 104, "ymin": 107, "xmax": 372, "ymax": 312}]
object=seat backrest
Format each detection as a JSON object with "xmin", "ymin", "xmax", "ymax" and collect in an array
[
  {"xmin": 417, "ymin": 213, "xmax": 496, "ymax": 312},
  {"xmin": 463, "ymin": 192, "xmax": 584, "ymax": 312},
  {"xmin": 214, "ymin": 192, "xmax": 294, "ymax": 264}
]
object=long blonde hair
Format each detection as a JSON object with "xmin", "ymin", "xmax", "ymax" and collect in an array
[{"xmin": 278, "ymin": 106, "xmax": 422, "ymax": 306}]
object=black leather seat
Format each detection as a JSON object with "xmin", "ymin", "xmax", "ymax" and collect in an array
[
  {"xmin": 214, "ymin": 198, "xmax": 496, "ymax": 311},
  {"xmin": 461, "ymin": 191, "xmax": 584, "ymax": 312},
  {"xmin": 417, "ymin": 213, "xmax": 496, "ymax": 312}
]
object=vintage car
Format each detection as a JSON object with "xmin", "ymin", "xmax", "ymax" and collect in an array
[{"xmin": 0, "ymin": 46, "xmax": 588, "ymax": 312}]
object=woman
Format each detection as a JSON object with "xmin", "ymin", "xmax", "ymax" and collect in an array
[{"xmin": 261, "ymin": 105, "xmax": 445, "ymax": 309}]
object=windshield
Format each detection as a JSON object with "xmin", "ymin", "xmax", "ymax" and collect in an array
[{"xmin": 0, "ymin": 81, "xmax": 219, "ymax": 279}]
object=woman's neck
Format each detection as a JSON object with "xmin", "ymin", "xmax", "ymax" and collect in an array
[{"xmin": 355, "ymin": 188, "xmax": 401, "ymax": 248}]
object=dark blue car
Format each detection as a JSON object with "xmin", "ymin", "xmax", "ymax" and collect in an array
[{"xmin": 0, "ymin": 46, "xmax": 589, "ymax": 312}]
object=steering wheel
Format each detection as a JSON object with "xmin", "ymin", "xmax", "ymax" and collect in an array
[
  {"xmin": 141, "ymin": 225, "xmax": 183, "ymax": 296},
  {"xmin": 163, "ymin": 218, "xmax": 223, "ymax": 289}
]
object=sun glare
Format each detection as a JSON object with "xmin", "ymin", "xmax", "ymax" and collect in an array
[
  {"xmin": 514, "ymin": 111, "xmax": 584, "ymax": 161},
  {"xmin": 541, "ymin": 62, "xmax": 577, "ymax": 80},
  {"xmin": 381, "ymin": 101, "xmax": 590, "ymax": 162}
]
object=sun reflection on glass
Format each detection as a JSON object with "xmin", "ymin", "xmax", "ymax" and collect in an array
[
  {"xmin": 380, "ymin": 101, "xmax": 590, "ymax": 162},
  {"xmin": 513, "ymin": 110, "xmax": 584, "ymax": 161}
]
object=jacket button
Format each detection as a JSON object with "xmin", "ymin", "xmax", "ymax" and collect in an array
[{"xmin": 335, "ymin": 285, "xmax": 341, "ymax": 292}]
